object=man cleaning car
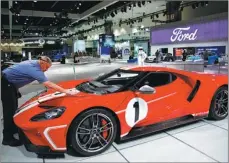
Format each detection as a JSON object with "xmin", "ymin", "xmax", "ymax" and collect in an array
[{"xmin": 1, "ymin": 56, "xmax": 77, "ymax": 147}]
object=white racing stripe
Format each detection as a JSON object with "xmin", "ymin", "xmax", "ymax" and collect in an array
[
  {"xmin": 115, "ymin": 92, "xmax": 177, "ymax": 115},
  {"xmin": 14, "ymin": 89, "xmax": 79, "ymax": 117},
  {"xmin": 43, "ymin": 125, "xmax": 67, "ymax": 150},
  {"xmin": 147, "ymin": 92, "xmax": 177, "ymax": 104}
]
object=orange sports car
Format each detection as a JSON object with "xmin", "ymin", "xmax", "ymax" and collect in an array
[{"xmin": 14, "ymin": 66, "xmax": 228, "ymax": 157}]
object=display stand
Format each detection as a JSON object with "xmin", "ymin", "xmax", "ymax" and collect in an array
[{"xmin": 99, "ymin": 34, "xmax": 115, "ymax": 63}]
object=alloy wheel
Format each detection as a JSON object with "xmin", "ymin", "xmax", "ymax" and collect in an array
[
  {"xmin": 214, "ymin": 89, "xmax": 228, "ymax": 117},
  {"xmin": 75, "ymin": 113, "xmax": 114, "ymax": 153}
]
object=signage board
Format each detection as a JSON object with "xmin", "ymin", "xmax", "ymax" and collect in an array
[{"xmin": 150, "ymin": 19, "xmax": 228, "ymax": 45}]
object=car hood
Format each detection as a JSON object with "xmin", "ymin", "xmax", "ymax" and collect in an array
[{"xmin": 19, "ymin": 79, "xmax": 90, "ymax": 109}]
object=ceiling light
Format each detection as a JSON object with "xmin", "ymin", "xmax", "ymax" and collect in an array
[
  {"xmin": 148, "ymin": 1, "xmax": 151, "ymax": 3},
  {"xmin": 15, "ymin": 1, "xmax": 17, "ymax": 4},
  {"xmin": 192, "ymin": 4, "xmax": 195, "ymax": 9},
  {"xmin": 110, "ymin": 12, "xmax": 115, "ymax": 17},
  {"xmin": 77, "ymin": 7, "xmax": 79, "ymax": 9},
  {"xmin": 24, "ymin": 22, "xmax": 27, "ymax": 24},
  {"xmin": 156, "ymin": 14, "xmax": 159, "ymax": 18},
  {"xmin": 196, "ymin": 3, "xmax": 199, "ymax": 8},
  {"xmin": 79, "ymin": 3, "xmax": 81, "ymax": 6},
  {"xmin": 138, "ymin": 2, "xmax": 141, "ymax": 7},
  {"xmin": 205, "ymin": 1, "xmax": 208, "ymax": 6},
  {"xmin": 114, "ymin": 10, "xmax": 117, "ymax": 14},
  {"xmin": 34, "ymin": 1, "xmax": 37, "ymax": 2},
  {"xmin": 142, "ymin": 1, "xmax": 145, "ymax": 5},
  {"xmin": 26, "ymin": 18, "xmax": 29, "ymax": 20}
]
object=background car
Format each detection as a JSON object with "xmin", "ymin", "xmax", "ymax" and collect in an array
[
  {"xmin": 162, "ymin": 53, "xmax": 174, "ymax": 62},
  {"xmin": 145, "ymin": 55, "xmax": 156, "ymax": 63},
  {"xmin": 14, "ymin": 66, "xmax": 228, "ymax": 157},
  {"xmin": 186, "ymin": 54, "xmax": 204, "ymax": 62},
  {"xmin": 1, "ymin": 62, "xmax": 15, "ymax": 71}
]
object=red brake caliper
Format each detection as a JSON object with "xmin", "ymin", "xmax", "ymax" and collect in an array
[{"xmin": 101, "ymin": 119, "xmax": 108, "ymax": 139}]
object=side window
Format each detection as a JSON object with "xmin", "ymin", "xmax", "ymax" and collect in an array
[{"xmin": 136, "ymin": 73, "xmax": 177, "ymax": 88}]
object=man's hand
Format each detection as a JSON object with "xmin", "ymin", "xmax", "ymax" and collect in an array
[
  {"xmin": 43, "ymin": 81, "xmax": 79, "ymax": 96},
  {"xmin": 64, "ymin": 89, "xmax": 78, "ymax": 96}
]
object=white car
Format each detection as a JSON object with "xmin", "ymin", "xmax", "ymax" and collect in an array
[{"xmin": 146, "ymin": 55, "xmax": 157, "ymax": 62}]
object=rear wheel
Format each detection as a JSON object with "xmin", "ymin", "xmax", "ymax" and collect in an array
[
  {"xmin": 69, "ymin": 109, "xmax": 117, "ymax": 156},
  {"xmin": 208, "ymin": 86, "xmax": 228, "ymax": 120}
]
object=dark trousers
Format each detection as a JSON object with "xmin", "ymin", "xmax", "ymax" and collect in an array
[{"xmin": 1, "ymin": 76, "xmax": 18, "ymax": 140}]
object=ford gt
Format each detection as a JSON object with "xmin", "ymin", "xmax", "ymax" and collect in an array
[{"xmin": 14, "ymin": 66, "xmax": 228, "ymax": 157}]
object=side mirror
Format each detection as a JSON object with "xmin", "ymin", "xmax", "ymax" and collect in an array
[{"xmin": 138, "ymin": 85, "xmax": 156, "ymax": 94}]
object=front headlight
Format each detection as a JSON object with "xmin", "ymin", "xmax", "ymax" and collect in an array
[{"xmin": 30, "ymin": 107, "xmax": 66, "ymax": 122}]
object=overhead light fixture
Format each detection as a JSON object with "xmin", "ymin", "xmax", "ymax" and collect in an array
[
  {"xmin": 205, "ymin": 1, "xmax": 208, "ymax": 6},
  {"xmin": 77, "ymin": 7, "xmax": 79, "ymax": 9},
  {"xmin": 26, "ymin": 17, "xmax": 29, "ymax": 20},
  {"xmin": 33, "ymin": 1, "xmax": 37, "ymax": 2},
  {"xmin": 148, "ymin": 1, "xmax": 151, "ymax": 3},
  {"xmin": 192, "ymin": 4, "xmax": 196, "ymax": 9},
  {"xmin": 179, "ymin": 7, "xmax": 183, "ymax": 11},
  {"xmin": 142, "ymin": 1, "xmax": 145, "ymax": 5},
  {"xmin": 156, "ymin": 14, "xmax": 159, "ymax": 18},
  {"xmin": 24, "ymin": 22, "xmax": 27, "ymax": 24},
  {"xmin": 114, "ymin": 10, "xmax": 117, "ymax": 14},
  {"xmin": 110, "ymin": 12, "xmax": 115, "ymax": 17},
  {"xmin": 201, "ymin": 1, "xmax": 205, "ymax": 7},
  {"xmin": 79, "ymin": 3, "xmax": 81, "ymax": 6},
  {"xmin": 15, "ymin": 1, "xmax": 17, "ymax": 4},
  {"xmin": 196, "ymin": 3, "xmax": 199, "ymax": 8},
  {"xmin": 138, "ymin": 1, "xmax": 141, "ymax": 7},
  {"xmin": 124, "ymin": 6, "xmax": 127, "ymax": 12}
]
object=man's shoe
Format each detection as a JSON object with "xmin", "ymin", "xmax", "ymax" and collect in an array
[{"xmin": 2, "ymin": 138, "xmax": 23, "ymax": 147}]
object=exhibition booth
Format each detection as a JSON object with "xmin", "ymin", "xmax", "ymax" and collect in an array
[{"xmin": 150, "ymin": 13, "xmax": 228, "ymax": 60}]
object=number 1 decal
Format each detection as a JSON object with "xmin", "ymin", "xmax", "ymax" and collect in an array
[
  {"xmin": 133, "ymin": 102, "xmax": 140, "ymax": 122},
  {"xmin": 125, "ymin": 98, "xmax": 148, "ymax": 127}
]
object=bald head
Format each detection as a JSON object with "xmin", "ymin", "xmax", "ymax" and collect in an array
[
  {"xmin": 40, "ymin": 56, "xmax": 52, "ymax": 65},
  {"xmin": 39, "ymin": 56, "xmax": 52, "ymax": 72}
]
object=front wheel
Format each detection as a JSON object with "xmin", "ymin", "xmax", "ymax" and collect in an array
[
  {"xmin": 69, "ymin": 109, "xmax": 117, "ymax": 156},
  {"xmin": 208, "ymin": 86, "xmax": 228, "ymax": 120}
]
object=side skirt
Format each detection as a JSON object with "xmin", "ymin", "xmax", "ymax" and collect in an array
[{"xmin": 118, "ymin": 115, "xmax": 206, "ymax": 143}]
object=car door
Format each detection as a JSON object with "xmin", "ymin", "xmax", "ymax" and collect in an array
[{"xmin": 131, "ymin": 72, "xmax": 189, "ymax": 127}]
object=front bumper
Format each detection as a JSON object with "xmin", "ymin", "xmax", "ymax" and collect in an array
[{"xmin": 18, "ymin": 129, "xmax": 65, "ymax": 155}]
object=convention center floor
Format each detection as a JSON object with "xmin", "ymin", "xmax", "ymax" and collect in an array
[{"xmin": 0, "ymin": 62, "xmax": 228, "ymax": 162}]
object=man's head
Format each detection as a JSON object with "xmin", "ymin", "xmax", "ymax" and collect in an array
[{"xmin": 39, "ymin": 56, "xmax": 52, "ymax": 72}]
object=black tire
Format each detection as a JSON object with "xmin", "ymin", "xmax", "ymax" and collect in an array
[
  {"xmin": 208, "ymin": 86, "xmax": 228, "ymax": 120},
  {"xmin": 68, "ymin": 108, "xmax": 117, "ymax": 156}
]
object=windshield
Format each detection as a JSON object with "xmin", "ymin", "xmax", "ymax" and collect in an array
[{"xmin": 76, "ymin": 69, "xmax": 142, "ymax": 94}]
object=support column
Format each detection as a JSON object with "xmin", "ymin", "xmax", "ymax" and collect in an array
[{"xmin": 9, "ymin": 0, "xmax": 12, "ymax": 40}]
